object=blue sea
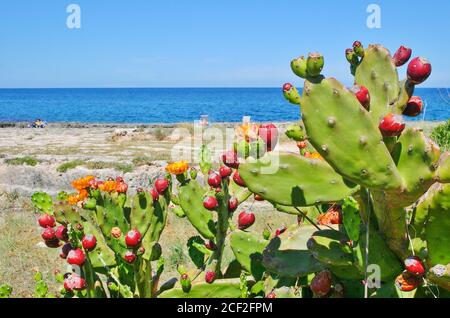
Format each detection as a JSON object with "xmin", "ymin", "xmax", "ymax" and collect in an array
[{"xmin": 0, "ymin": 88, "xmax": 449, "ymax": 123}]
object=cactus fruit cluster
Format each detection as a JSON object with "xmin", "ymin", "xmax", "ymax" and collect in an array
[
  {"xmin": 30, "ymin": 42, "xmax": 448, "ymax": 298},
  {"xmin": 32, "ymin": 175, "xmax": 170, "ymax": 298}
]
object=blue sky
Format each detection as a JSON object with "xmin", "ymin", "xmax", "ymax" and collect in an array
[{"xmin": 0, "ymin": 0, "xmax": 449, "ymax": 88}]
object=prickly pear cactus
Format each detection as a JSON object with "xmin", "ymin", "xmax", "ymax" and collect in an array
[
  {"xmin": 238, "ymin": 42, "xmax": 450, "ymax": 297},
  {"xmin": 31, "ymin": 176, "xmax": 171, "ymax": 298}
]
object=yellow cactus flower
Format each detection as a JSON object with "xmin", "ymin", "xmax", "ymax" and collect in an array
[
  {"xmin": 166, "ymin": 161, "xmax": 189, "ymax": 175},
  {"xmin": 236, "ymin": 123, "xmax": 259, "ymax": 141}
]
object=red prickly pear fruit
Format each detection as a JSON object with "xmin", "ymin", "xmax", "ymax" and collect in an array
[
  {"xmin": 275, "ymin": 226, "xmax": 287, "ymax": 237},
  {"xmin": 115, "ymin": 181, "xmax": 128, "ymax": 193},
  {"xmin": 402, "ymin": 96, "xmax": 423, "ymax": 117},
  {"xmin": 55, "ymin": 225, "xmax": 69, "ymax": 242},
  {"xmin": 64, "ymin": 273, "xmax": 86, "ymax": 292},
  {"xmin": 310, "ymin": 270, "xmax": 332, "ymax": 297},
  {"xmin": 125, "ymin": 229, "xmax": 142, "ymax": 248},
  {"xmin": 297, "ymin": 141, "xmax": 307, "ymax": 149},
  {"xmin": 38, "ymin": 214, "xmax": 56, "ymax": 228},
  {"xmin": 116, "ymin": 176, "xmax": 124, "ymax": 183},
  {"xmin": 203, "ymin": 196, "xmax": 219, "ymax": 211},
  {"xmin": 282, "ymin": 83, "xmax": 293, "ymax": 92},
  {"xmin": 395, "ymin": 271, "xmax": 421, "ymax": 291},
  {"xmin": 111, "ymin": 227, "xmax": 122, "ymax": 238},
  {"xmin": 222, "ymin": 150, "xmax": 239, "ymax": 169},
  {"xmin": 350, "ymin": 85, "xmax": 370, "ymax": 110},
  {"xmin": 150, "ymin": 188, "xmax": 159, "ymax": 201},
  {"xmin": 266, "ymin": 292, "xmax": 276, "ymax": 298},
  {"xmin": 207, "ymin": 172, "xmax": 222, "ymax": 188},
  {"xmin": 205, "ymin": 271, "xmax": 216, "ymax": 284},
  {"xmin": 41, "ymin": 227, "xmax": 57, "ymax": 241},
  {"xmin": 124, "ymin": 251, "xmax": 137, "ymax": 263},
  {"xmin": 45, "ymin": 239, "xmax": 61, "ymax": 248},
  {"xmin": 317, "ymin": 206, "xmax": 342, "ymax": 225},
  {"xmin": 219, "ymin": 165, "xmax": 232, "ymax": 178},
  {"xmin": 181, "ymin": 273, "xmax": 189, "ymax": 280},
  {"xmin": 258, "ymin": 123, "xmax": 279, "ymax": 151},
  {"xmin": 232, "ymin": 170, "xmax": 246, "ymax": 187},
  {"xmin": 238, "ymin": 211, "xmax": 255, "ymax": 230},
  {"xmin": 81, "ymin": 234, "xmax": 97, "ymax": 251},
  {"xmin": 67, "ymin": 248, "xmax": 86, "ymax": 266},
  {"xmin": 228, "ymin": 197, "xmax": 238, "ymax": 213},
  {"xmin": 393, "ymin": 45, "xmax": 412, "ymax": 67},
  {"xmin": 60, "ymin": 242, "xmax": 73, "ymax": 259},
  {"xmin": 205, "ymin": 240, "xmax": 216, "ymax": 250},
  {"xmin": 407, "ymin": 57, "xmax": 432, "ymax": 84},
  {"xmin": 379, "ymin": 113, "xmax": 405, "ymax": 137},
  {"xmin": 404, "ymin": 256, "xmax": 426, "ymax": 276},
  {"xmin": 254, "ymin": 194, "xmax": 264, "ymax": 201},
  {"xmin": 155, "ymin": 178, "xmax": 169, "ymax": 194}
]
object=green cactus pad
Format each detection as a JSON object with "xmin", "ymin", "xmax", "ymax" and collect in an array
[
  {"xmin": 354, "ymin": 44, "xmax": 400, "ymax": 122},
  {"xmin": 53, "ymin": 201, "xmax": 81, "ymax": 225},
  {"xmin": 393, "ymin": 79, "xmax": 415, "ymax": 114},
  {"xmin": 238, "ymin": 152, "xmax": 358, "ymax": 206},
  {"xmin": 230, "ymin": 230, "xmax": 267, "ymax": 280},
  {"xmin": 301, "ymin": 77, "xmax": 403, "ymax": 190},
  {"xmin": 159, "ymin": 279, "xmax": 243, "ymax": 298},
  {"xmin": 178, "ymin": 180, "xmax": 216, "ymax": 240},
  {"xmin": 427, "ymin": 264, "xmax": 450, "ymax": 291},
  {"xmin": 436, "ymin": 152, "xmax": 450, "ymax": 183},
  {"xmin": 423, "ymin": 184, "xmax": 450, "ymax": 266},
  {"xmin": 307, "ymin": 229, "xmax": 354, "ymax": 267},
  {"xmin": 392, "ymin": 128, "xmax": 440, "ymax": 204},
  {"xmin": 283, "ymin": 86, "xmax": 301, "ymax": 105},
  {"xmin": 130, "ymin": 192, "xmax": 155, "ymax": 235},
  {"xmin": 31, "ymin": 192, "xmax": 53, "ymax": 214},
  {"xmin": 263, "ymin": 225, "xmax": 325, "ymax": 277}
]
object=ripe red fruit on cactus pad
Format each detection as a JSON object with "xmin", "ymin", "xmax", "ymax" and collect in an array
[
  {"xmin": 125, "ymin": 229, "xmax": 142, "ymax": 248},
  {"xmin": 67, "ymin": 248, "xmax": 86, "ymax": 266},
  {"xmin": 219, "ymin": 165, "xmax": 232, "ymax": 178},
  {"xmin": 150, "ymin": 188, "xmax": 159, "ymax": 201},
  {"xmin": 282, "ymin": 83, "xmax": 293, "ymax": 92},
  {"xmin": 402, "ymin": 96, "xmax": 423, "ymax": 117},
  {"xmin": 350, "ymin": 85, "xmax": 370, "ymax": 109},
  {"xmin": 124, "ymin": 251, "xmax": 137, "ymax": 263},
  {"xmin": 266, "ymin": 292, "xmax": 276, "ymax": 298},
  {"xmin": 297, "ymin": 141, "xmax": 307, "ymax": 149},
  {"xmin": 254, "ymin": 194, "xmax": 264, "ymax": 201},
  {"xmin": 38, "ymin": 214, "xmax": 55, "ymax": 228},
  {"xmin": 205, "ymin": 271, "xmax": 216, "ymax": 284},
  {"xmin": 155, "ymin": 178, "xmax": 169, "ymax": 194},
  {"xmin": 238, "ymin": 211, "xmax": 255, "ymax": 230},
  {"xmin": 55, "ymin": 225, "xmax": 68, "ymax": 242},
  {"xmin": 395, "ymin": 271, "xmax": 421, "ymax": 291},
  {"xmin": 393, "ymin": 45, "xmax": 412, "ymax": 67},
  {"xmin": 232, "ymin": 170, "xmax": 245, "ymax": 187},
  {"xmin": 317, "ymin": 206, "xmax": 342, "ymax": 225},
  {"xmin": 275, "ymin": 226, "xmax": 287, "ymax": 237},
  {"xmin": 115, "ymin": 181, "xmax": 128, "ymax": 193},
  {"xmin": 207, "ymin": 172, "xmax": 222, "ymax": 188},
  {"xmin": 60, "ymin": 243, "xmax": 73, "ymax": 259},
  {"xmin": 258, "ymin": 123, "xmax": 278, "ymax": 151},
  {"xmin": 41, "ymin": 227, "xmax": 57, "ymax": 241},
  {"xmin": 45, "ymin": 239, "xmax": 61, "ymax": 248},
  {"xmin": 228, "ymin": 197, "xmax": 238, "ymax": 212},
  {"xmin": 407, "ymin": 57, "xmax": 432, "ymax": 84},
  {"xmin": 64, "ymin": 273, "xmax": 86, "ymax": 292},
  {"xmin": 203, "ymin": 196, "xmax": 218, "ymax": 211},
  {"xmin": 310, "ymin": 270, "xmax": 332, "ymax": 297},
  {"xmin": 379, "ymin": 113, "xmax": 405, "ymax": 137},
  {"xmin": 205, "ymin": 240, "xmax": 216, "ymax": 250},
  {"xmin": 404, "ymin": 256, "xmax": 426, "ymax": 276},
  {"xmin": 222, "ymin": 150, "xmax": 239, "ymax": 169},
  {"xmin": 82, "ymin": 234, "xmax": 97, "ymax": 251}
]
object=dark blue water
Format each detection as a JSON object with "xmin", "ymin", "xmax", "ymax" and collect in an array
[{"xmin": 0, "ymin": 88, "xmax": 448, "ymax": 123}]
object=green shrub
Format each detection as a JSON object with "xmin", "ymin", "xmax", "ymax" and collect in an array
[
  {"xmin": 4, "ymin": 156, "xmax": 39, "ymax": 166},
  {"xmin": 56, "ymin": 160, "xmax": 84, "ymax": 173},
  {"xmin": 431, "ymin": 120, "xmax": 450, "ymax": 151}
]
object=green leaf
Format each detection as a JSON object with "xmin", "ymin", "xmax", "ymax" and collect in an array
[
  {"xmin": 199, "ymin": 145, "xmax": 212, "ymax": 175},
  {"xmin": 342, "ymin": 197, "xmax": 361, "ymax": 242}
]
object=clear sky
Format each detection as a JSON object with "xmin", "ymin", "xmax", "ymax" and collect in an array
[{"xmin": 0, "ymin": 0, "xmax": 449, "ymax": 88}]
